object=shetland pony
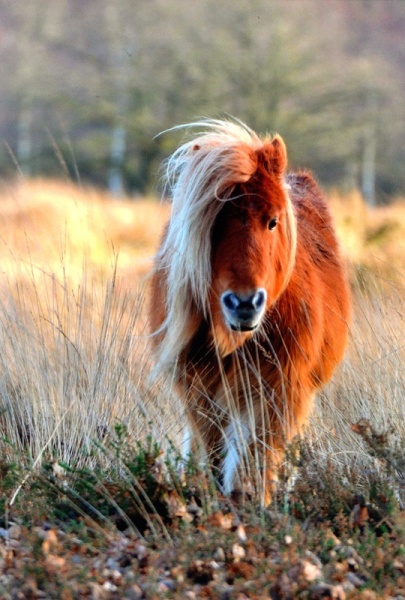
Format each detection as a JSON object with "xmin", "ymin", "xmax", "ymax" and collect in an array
[{"xmin": 150, "ymin": 119, "xmax": 351, "ymax": 506}]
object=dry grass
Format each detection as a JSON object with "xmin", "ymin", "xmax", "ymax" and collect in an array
[
  {"xmin": 0, "ymin": 177, "xmax": 403, "ymax": 494},
  {"xmin": 0, "ymin": 179, "xmax": 178, "ymax": 466},
  {"xmin": 310, "ymin": 283, "xmax": 405, "ymax": 475},
  {"xmin": 0, "ymin": 178, "xmax": 403, "ymax": 598},
  {"xmin": 0, "ymin": 178, "xmax": 170, "ymax": 281},
  {"xmin": 329, "ymin": 189, "xmax": 405, "ymax": 283}
]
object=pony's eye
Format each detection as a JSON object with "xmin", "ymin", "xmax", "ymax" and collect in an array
[{"xmin": 268, "ymin": 217, "xmax": 278, "ymax": 231}]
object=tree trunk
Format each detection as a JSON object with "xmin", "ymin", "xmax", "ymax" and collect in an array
[
  {"xmin": 108, "ymin": 124, "xmax": 126, "ymax": 196},
  {"xmin": 17, "ymin": 107, "xmax": 32, "ymax": 176}
]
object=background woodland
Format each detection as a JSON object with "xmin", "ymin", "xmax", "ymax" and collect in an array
[{"xmin": 1, "ymin": 0, "xmax": 404, "ymax": 203}]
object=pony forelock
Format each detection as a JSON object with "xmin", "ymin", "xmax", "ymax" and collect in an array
[{"xmin": 154, "ymin": 118, "xmax": 296, "ymax": 368}]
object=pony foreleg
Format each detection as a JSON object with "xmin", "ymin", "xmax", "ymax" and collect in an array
[
  {"xmin": 221, "ymin": 416, "xmax": 251, "ymax": 496},
  {"xmin": 181, "ymin": 424, "xmax": 193, "ymax": 460},
  {"xmin": 260, "ymin": 389, "xmax": 315, "ymax": 506},
  {"xmin": 262, "ymin": 447, "xmax": 284, "ymax": 507}
]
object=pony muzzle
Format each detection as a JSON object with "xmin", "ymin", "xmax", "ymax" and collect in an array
[{"xmin": 221, "ymin": 289, "xmax": 267, "ymax": 332}]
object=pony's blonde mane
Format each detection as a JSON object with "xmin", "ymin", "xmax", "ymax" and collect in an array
[{"xmin": 154, "ymin": 118, "xmax": 296, "ymax": 368}]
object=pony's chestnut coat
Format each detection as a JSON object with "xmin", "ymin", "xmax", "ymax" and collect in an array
[{"xmin": 150, "ymin": 119, "xmax": 351, "ymax": 505}]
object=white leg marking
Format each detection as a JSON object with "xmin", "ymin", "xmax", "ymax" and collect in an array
[
  {"xmin": 181, "ymin": 424, "xmax": 192, "ymax": 460},
  {"xmin": 222, "ymin": 432, "xmax": 240, "ymax": 495},
  {"xmin": 222, "ymin": 417, "xmax": 250, "ymax": 495}
]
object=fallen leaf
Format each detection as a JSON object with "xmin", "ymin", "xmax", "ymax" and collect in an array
[
  {"xmin": 42, "ymin": 529, "xmax": 60, "ymax": 555},
  {"xmin": 208, "ymin": 511, "xmax": 233, "ymax": 530},
  {"xmin": 45, "ymin": 553, "xmax": 66, "ymax": 574}
]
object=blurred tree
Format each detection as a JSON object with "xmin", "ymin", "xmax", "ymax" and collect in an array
[
  {"xmin": 6, "ymin": 4, "xmax": 46, "ymax": 175},
  {"xmin": 0, "ymin": 0, "xmax": 404, "ymax": 200},
  {"xmin": 103, "ymin": 2, "xmax": 133, "ymax": 195}
]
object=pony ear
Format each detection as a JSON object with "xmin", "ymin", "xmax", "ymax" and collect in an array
[
  {"xmin": 258, "ymin": 135, "xmax": 288, "ymax": 177},
  {"xmin": 271, "ymin": 135, "xmax": 288, "ymax": 175}
]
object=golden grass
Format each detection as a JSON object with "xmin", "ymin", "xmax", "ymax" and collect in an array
[
  {"xmin": 328, "ymin": 189, "xmax": 405, "ymax": 282},
  {"xmin": 0, "ymin": 178, "xmax": 403, "ymax": 483},
  {"xmin": 0, "ymin": 179, "xmax": 177, "ymax": 463},
  {"xmin": 310, "ymin": 283, "xmax": 405, "ymax": 470},
  {"xmin": 0, "ymin": 178, "xmax": 170, "ymax": 283}
]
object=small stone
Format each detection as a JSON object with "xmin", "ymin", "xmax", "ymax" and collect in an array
[
  {"xmin": 123, "ymin": 584, "xmax": 143, "ymax": 599},
  {"xmin": 157, "ymin": 581, "xmax": 172, "ymax": 593},
  {"xmin": 8, "ymin": 525, "xmax": 21, "ymax": 540},
  {"xmin": 215, "ymin": 582, "xmax": 234, "ymax": 599},
  {"xmin": 111, "ymin": 569, "xmax": 122, "ymax": 583},
  {"xmin": 7, "ymin": 539, "xmax": 21, "ymax": 550},
  {"xmin": 135, "ymin": 544, "xmax": 148, "ymax": 561},
  {"xmin": 213, "ymin": 547, "xmax": 226, "ymax": 562},
  {"xmin": 346, "ymin": 572, "xmax": 367, "ymax": 588},
  {"xmin": 305, "ymin": 550, "xmax": 323, "ymax": 568},
  {"xmin": 347, "ymin": 557, "xmax": 358, "ymax": 571},
  {"xmin": 123, "ymin": 571, "xmax": 137, "ymax": 584},
  {"xmin": 301, "ymin": 559, "xmax": 322, "ymax": 582},
  {"xmin": 102, "ymin": 581, "xmax": 118, "ymax": 592},
  {"xmin": 232, "ymin": 543, "xmax": 245, "ymax": 563},
  {"xmin": 170, "ymin": 566, "xmax": 184, "ymax": 583},
  {"xmin": 393, "ymin": 558, "xmax": 405, "ymax": 571},
  {"xmin": 105, "ymin": 557, "xmax": 120, "ymax": 570},
  {"xmin": 88, "ymin": 583, "xmax": 104, "ymax": 600},
  {"xmin": 284, "ymin": 535, "xmax": 293, "ymax": 545},
  {"xmin": 335, "ymin": 545, "xmax": 364, "ymax": 565},
  {"xmin": 236, "ymin": 524, "xmax": 247, "ymax": 543}
]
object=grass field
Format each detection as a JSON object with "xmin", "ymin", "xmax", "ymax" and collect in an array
[{"xmin": 0, "ymin": 178, "xmax": 403, "ymax": 597}]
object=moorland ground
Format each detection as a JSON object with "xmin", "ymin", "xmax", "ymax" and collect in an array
[{"xmin": 0, "ymin": 179, "xmax": 403, "ymax": 598}]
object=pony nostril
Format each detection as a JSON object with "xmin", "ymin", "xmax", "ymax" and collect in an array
[
  {"xmin": 222, "ymin": 292, "xmax": 240, "ymax": 312},
  {"xmin": 252, "ymin": 289, "xmax": 266, "ymax": 311}
]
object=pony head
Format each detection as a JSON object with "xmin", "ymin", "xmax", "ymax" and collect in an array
[
  {"xmin": 209, "ymin": 135, "xmax": 296, "ymax": 355},
  {"xmin": 155, "ymin": 119, "xmax": 296, "ymax": 364}
]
